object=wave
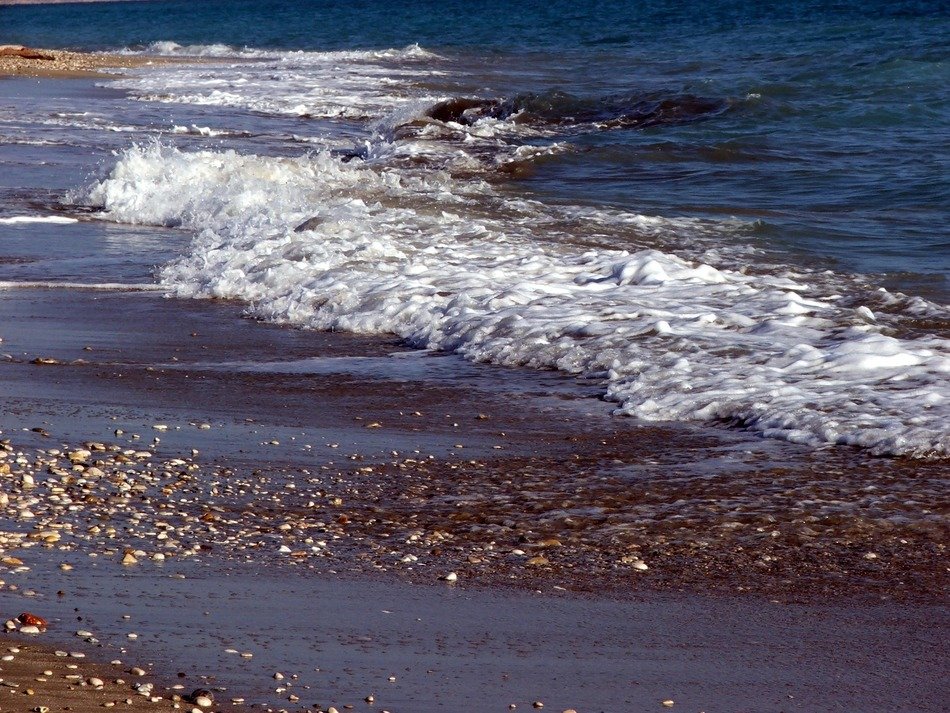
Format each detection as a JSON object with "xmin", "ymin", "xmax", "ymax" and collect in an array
[
  {"xmin": 170, "ymin": 124, "xmax": 248, "ymax": 138},
  {"xmin": 118, "ymin": 41, "xmax": 442, "ymax": 62},
  {"xmin": 109, "ymin": 46, "xmax": 734, "ymax": 180},
  {"xmin": 110, "ymin": 44, "xmax": 443, "ymax": 124},
  {"xmin": 421, "ymin": 90, "xmax": 731, "ymax": 132},
  {"xmin": 71, "ymin": 142, "xmax": 950, "ymax": 457}
]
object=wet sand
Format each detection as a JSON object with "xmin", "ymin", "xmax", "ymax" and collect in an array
[
  {"xmin": 0, "ymin": 275, "xmax": 947, "ymax": 711},
  {"xmin": 0, "ymin": 282, "xmax": 945, "ymax": 602},
  {"xmin": 0, "ymin": 639, "xmax": 233, "ymax": 713},
  {"xmin": 3, "ymin": 568, "xmax": 947, "ymax": 713}
]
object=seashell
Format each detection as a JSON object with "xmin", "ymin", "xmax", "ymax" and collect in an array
[{"xmin": 18, "ymin": 612, "xmax": 48, "ymax": 629}]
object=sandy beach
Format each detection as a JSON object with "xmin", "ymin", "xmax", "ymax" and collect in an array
[
  {"xmin": 0, "ymin": 639, "xmax": 238, "ymax": 713},
  {"xmin": 0, "ymin": 44, "xmax": 947, "ymax": 712},
  {"xmin": 0, "ymin": 45, "xmax": 180, "ymax": 78}
]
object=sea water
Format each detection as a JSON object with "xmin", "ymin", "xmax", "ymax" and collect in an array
[{"xmin": 1, "ymin": 0, "xmax": 947, "ymax": 456}]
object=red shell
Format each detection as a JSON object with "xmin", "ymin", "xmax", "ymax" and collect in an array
[{"xmin": 17, "ymin": 612, "xmax": 48, "ymax": 628}]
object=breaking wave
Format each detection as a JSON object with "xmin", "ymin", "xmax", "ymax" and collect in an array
[
  {"xmin": 421, "ymin": 90, "xmax": 731, "ymax": 132},
  {"xmin": 72, "ymin": 142, "xmax": 950, "ymax": 457}
]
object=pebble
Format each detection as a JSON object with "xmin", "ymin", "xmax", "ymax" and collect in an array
[
  {"xmin": 441, "ymin": 572, "xmax": 458, "ymax": 582},
  {"xmin": 662, "ymin": 700, "xmax": 675, "ymax": 707}
]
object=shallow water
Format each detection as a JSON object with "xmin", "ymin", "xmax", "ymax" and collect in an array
[{"xmin": 2, "ymin": 3, "xmax": 948, "ymax": 456}]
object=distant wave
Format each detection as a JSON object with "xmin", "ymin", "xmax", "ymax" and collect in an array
[{"xmin": 118, "ymin": 40, "xmax": 442, "ymax": 62}]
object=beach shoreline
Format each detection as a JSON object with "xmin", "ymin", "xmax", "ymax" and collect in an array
[
  {"xmin": 0, "ymin": 269, "xmax": 946, "ymax": 711},
  {"xmin": 0, "ymin": 45, "xmax": 180, "ymax": 78},
  {"xmin": 0, "ymin": 46, "xmax": 947, "ymax": 712}
]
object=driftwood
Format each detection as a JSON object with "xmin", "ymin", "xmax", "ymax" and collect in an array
[{"xmin": 0, "ymin": 46, "xmax": 55, "ymax": 60}]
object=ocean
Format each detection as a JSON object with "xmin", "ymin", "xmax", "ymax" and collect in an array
[{"xmin": 2, "ymin": 0, "xmax": 948, "ymax": 457}]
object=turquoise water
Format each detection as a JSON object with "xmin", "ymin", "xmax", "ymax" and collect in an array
[{"xmin": 5, "ymin": 0, "xmax": 948, "ymax": 293}]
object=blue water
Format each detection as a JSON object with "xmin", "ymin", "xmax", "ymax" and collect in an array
[{"xmin": 4, "ymin": 0, "xmax": 948, "ymax": 295}]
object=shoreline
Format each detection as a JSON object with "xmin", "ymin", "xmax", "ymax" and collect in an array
[
  {"xmin": 0, "ymin": 49, "xmax": 947, "ymax": 712},
  {"xmin": 1, "ymin": 285, "xmax": 945, "ymax": 605},
  {"xmin": 0, "ymin": 280, "xmax": 945, "ymax": 710},
  {"xmin": 4, "ymin": 560, "xmax": 948, "ymax": 712},
  {"xmin": 0, "ymin": 45, "xmax": 180, "ymax": 78}
]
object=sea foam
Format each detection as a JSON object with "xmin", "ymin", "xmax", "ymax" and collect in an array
[
  {"xmin": 0, "ymin": 216, "xmax": 78, "ymax": 225},
  {"xmin": 74, "ymin": 143, "xmax": 950, "ymax": 457}
]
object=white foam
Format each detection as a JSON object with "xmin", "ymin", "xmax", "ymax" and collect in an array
[
  {"xmin": 0, "ymin": 281, "xmax": 163, "ymax": 291},
  {"xmin": 171, "ymin": 124, "xmax": 231, "ymax": 137},
  {"xmin": 0, "ymin": 216, "xmax": 78, "ymax": 225},
  {"xmin": 109, "ymin": 43, "xmax": 447, "ymax": 136},
  {"xmin": 74, "ymin": 143, "xmax": 950, "ymax": 457}
]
